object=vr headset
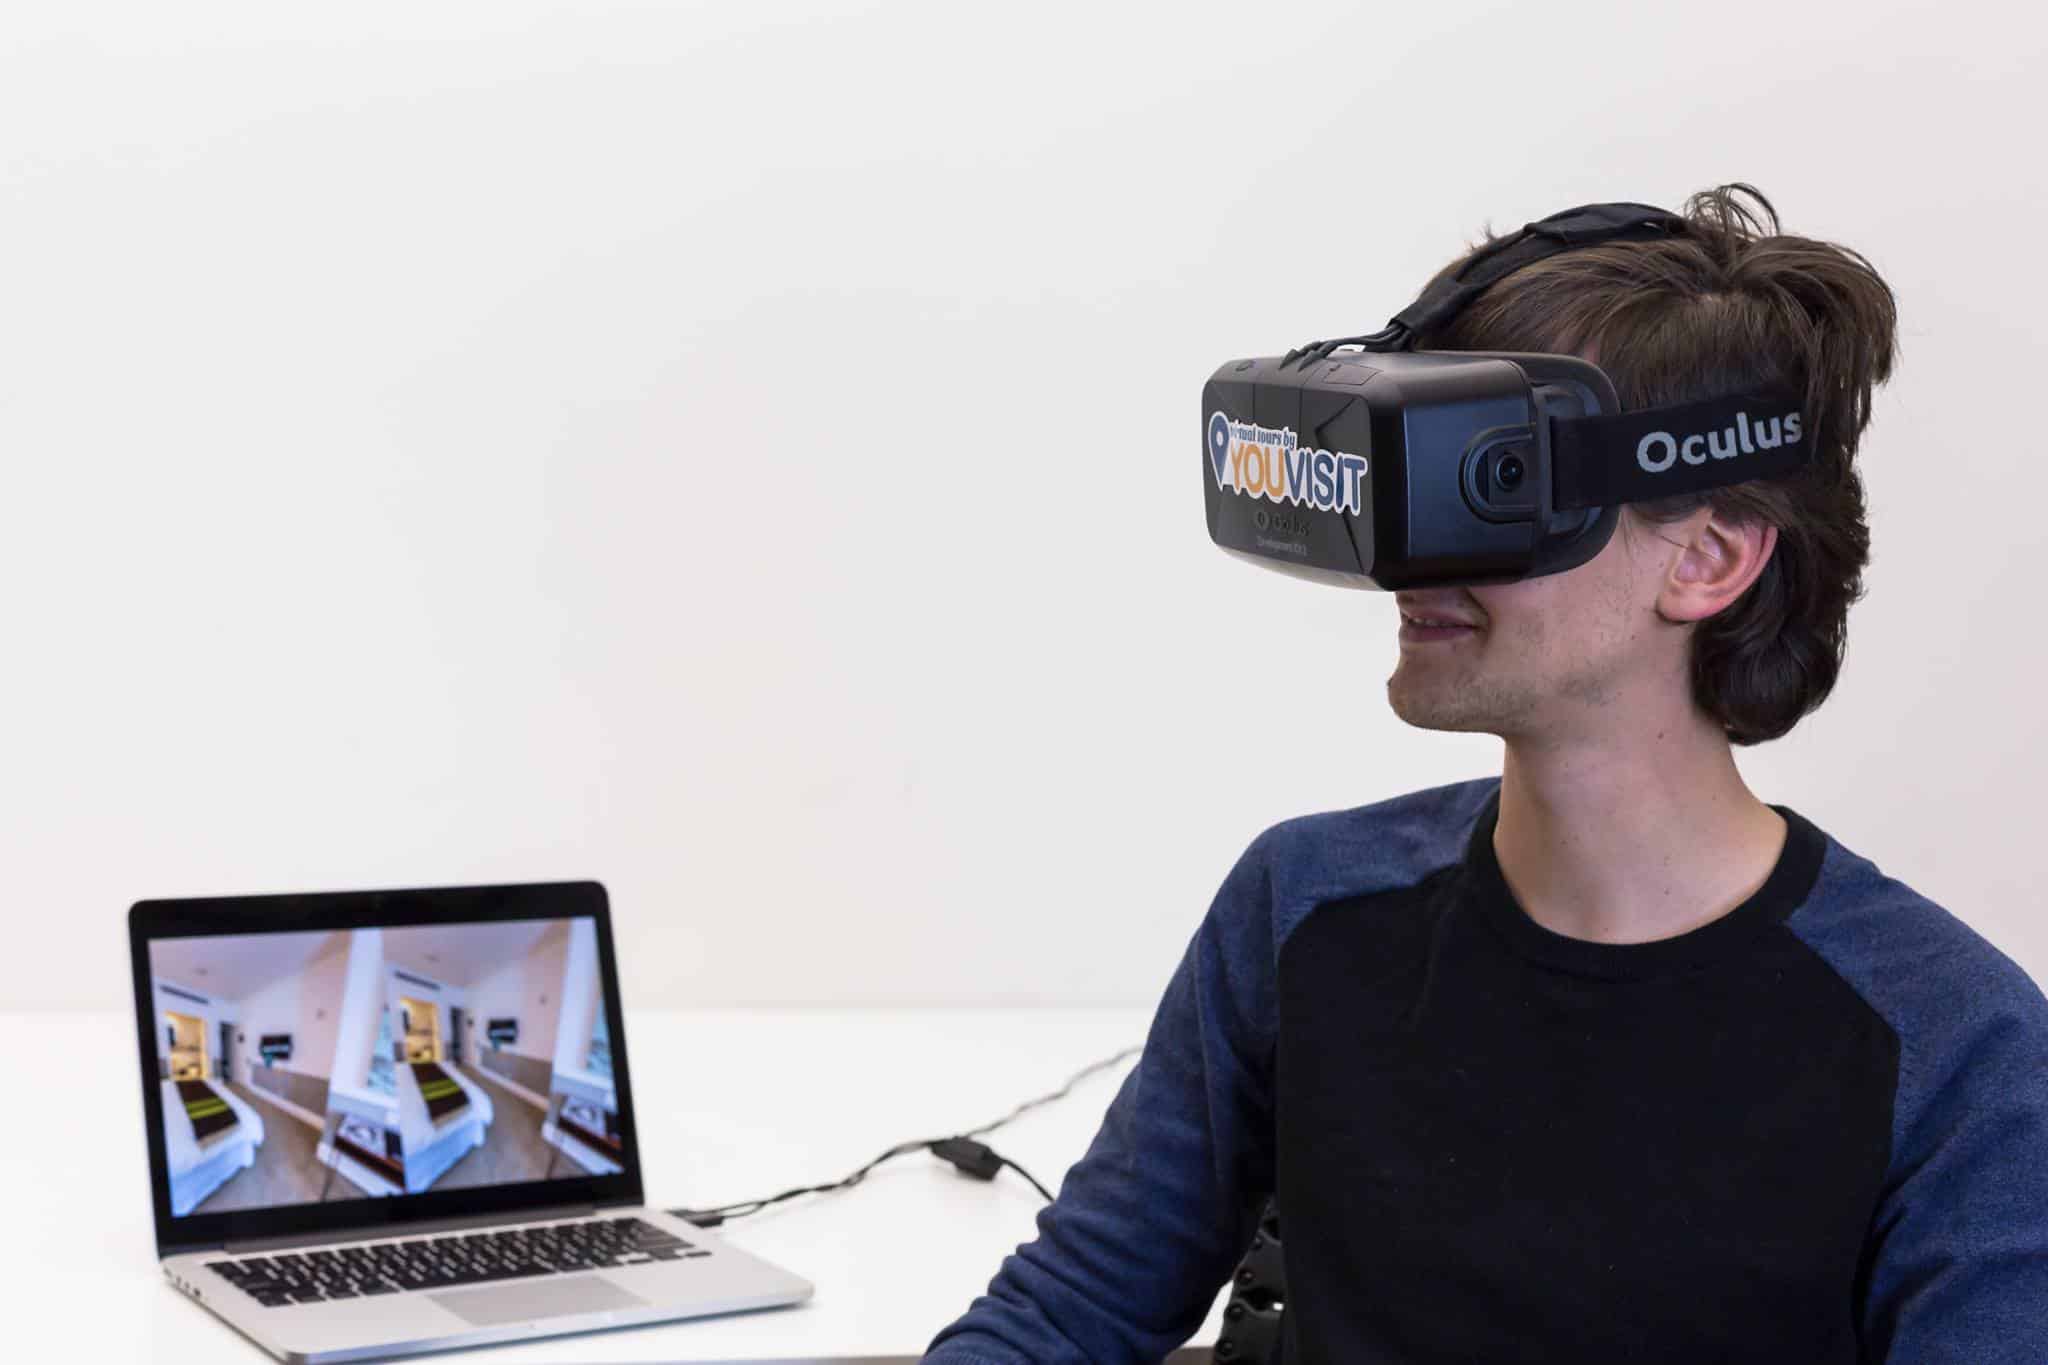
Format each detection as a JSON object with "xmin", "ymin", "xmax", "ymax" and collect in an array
[{"xmin": 1201, "ymin": 201, "xmax": 1811, "ymax": 590}]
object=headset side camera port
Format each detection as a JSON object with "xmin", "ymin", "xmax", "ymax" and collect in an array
[{"xmin": 1462, "ymin": 429, "xmax": 1540, "ymax": 524}]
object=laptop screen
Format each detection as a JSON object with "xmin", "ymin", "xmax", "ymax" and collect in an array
[{"xmin": 134, "ymin": 890, "xmax": 637, "ymax": 1244}]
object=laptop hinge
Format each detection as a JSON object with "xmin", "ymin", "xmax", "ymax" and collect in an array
[{"xmin": 222, "ymin": 1202, "xmax": 599, "ymax": 1256}]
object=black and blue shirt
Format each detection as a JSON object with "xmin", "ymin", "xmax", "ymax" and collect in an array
[{"xmin": 923, "ymin": 776, "xmax": 2048, "ymax": 1363}]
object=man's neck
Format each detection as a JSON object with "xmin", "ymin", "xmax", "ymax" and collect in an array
[{"xmin": 1492, "ymin": 717, "xmax": 1788, "ymax": 946}]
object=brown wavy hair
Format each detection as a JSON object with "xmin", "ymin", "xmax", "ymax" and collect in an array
[{"xmin": 1408, "ymin": 184, "xmax": 1900, "ymax": 744}]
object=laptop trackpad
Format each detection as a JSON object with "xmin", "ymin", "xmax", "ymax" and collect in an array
[{"xmin": 432, "ymin": 1274, "xmax": 648, "ymax": 1326}]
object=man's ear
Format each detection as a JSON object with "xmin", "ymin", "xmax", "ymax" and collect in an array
[{"xmin": 1656, "ymin": 509, "xmax": 1777, "ymax": 624}]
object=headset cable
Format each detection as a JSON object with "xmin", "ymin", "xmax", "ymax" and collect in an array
[{"xmin": 668, "ymin": 1043, "xmax": 1141, "ymax": 1228}]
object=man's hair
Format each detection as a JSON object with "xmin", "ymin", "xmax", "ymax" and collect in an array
[{"xmin": 1409, "ymin": 184, "xmax": 1899, "ymax": 744}]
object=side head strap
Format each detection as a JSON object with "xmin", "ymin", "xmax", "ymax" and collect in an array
[
  {"xmin": 1550, "ymin": 389, "xmax": 1812, "ymax": 510},
  {"xmin": 1282, "ymin": 201, "xmax": 1686, "ymax": 366}
]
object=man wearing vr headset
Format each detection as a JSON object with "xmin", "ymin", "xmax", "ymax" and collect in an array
[{"xmin": 924, "ymin": 186, "xmax": 2048, "ymax": 1363}]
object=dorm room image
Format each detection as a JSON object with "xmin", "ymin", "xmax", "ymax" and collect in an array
[
  {"xmin": 317, "ymin": 917, "xmax": 623, "ymax": 1201},
  {"xmin": 150, "ymin": 917, "xmax": 620, "ymax": 1216},
  {"xmin": 149, "ymin": 931, "xmax": 359, "ymax": 1216}
]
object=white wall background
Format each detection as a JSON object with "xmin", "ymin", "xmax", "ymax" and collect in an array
[
  {"xmin": 459, "ymin": 921, "xmax": 572, "ymax": 1072},
  {"xmin": 235, "ymin": 957, "xmax": 304, "ymax": 1082},
  {"xmin": 466, "ymin": 961, "xmax": 527, "ymax": 1068},
  {"xmin": 6, "ymin": 0, "xmax": 2043, "ymax": 1011},
  {"xmin": 235, "ymin": 933, "xmax": 350, "ymax": 1084}
]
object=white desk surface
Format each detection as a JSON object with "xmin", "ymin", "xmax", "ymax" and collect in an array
[{"xmin": 3, "ymin": 1009, "xmax": 1232, "ymax": 1362}]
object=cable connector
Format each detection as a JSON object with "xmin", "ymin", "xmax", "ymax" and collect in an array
[{"xmin": 929, "ymin": 1136, "xmax": 1003, "ymax": 1182}]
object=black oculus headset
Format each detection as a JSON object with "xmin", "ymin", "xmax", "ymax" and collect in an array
[{"xmin": 1201, "ymin": 201, "xmax": 1812, "ymax": 590}]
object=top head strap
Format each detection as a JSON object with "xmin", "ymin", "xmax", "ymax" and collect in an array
[
  {"xmin": 1282, "ymin": 201, "xmax": 1688, "ymax": 366},
  {"xmin": 1385, "ymin": 201, "xmax": 1685, "ymax": 348}
]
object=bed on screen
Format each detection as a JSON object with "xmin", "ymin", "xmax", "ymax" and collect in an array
[
  {"xmin": 161, "ymin": 1078, "xmax": 267, "ymax": 1216},
  {"xmin": 396, "ymin": 1060, "xmax": 495, "ymax": 1193}
]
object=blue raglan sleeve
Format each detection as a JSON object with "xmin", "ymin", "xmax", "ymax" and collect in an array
[
  {"xmin": 921, "ymin": 830, "xmax": 1282, "ymax": 1364},
  {"xmin": 1857, "ymin": 946, "xmax": 2048, "ymax": 1360}
]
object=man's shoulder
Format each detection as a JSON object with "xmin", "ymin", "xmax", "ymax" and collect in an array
[
  {"xmin": 1244, "ymin": 774, "xmax": 1499, "ymax": 909},
  {"xmin": 1783, "ymin": 819, "xmax": 2048, "ymax": 1097}
]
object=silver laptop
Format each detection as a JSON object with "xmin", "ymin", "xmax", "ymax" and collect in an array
[{"xmin": 130, "ymin": 880, "xmax": 813, "ymax": 1364}]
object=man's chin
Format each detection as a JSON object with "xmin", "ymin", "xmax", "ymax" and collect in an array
[
  {"xmin": 1389, "ymin": 704, "xmax": 1488, "ymax": 734},
  {"xmin": 1387, "ymin": 675, "xmax": 1493, "ymax": 735}
]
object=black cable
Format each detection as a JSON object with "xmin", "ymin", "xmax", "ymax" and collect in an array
[
  {"xmin": 669, "ymin": 1043, "xmax": 1141, "ymax": 1228},
  {"xmin": 962, "ymin": 1044, "xmax": 1141, "ymax": 1139},
  {"xmin": 995, "ymin": 1155, "xmax": 1055, "ymax": 1202},
  {"xmin": 673, "ymin": 1136, "xmax": 931, "ymax": 1223}
]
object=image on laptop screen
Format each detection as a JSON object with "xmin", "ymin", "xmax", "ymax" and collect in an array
[{"xmin": 146, "ymin": 917, "xmax": 623, "ymax": 1218}]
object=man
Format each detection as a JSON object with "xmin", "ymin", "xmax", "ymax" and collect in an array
[{"xmin": 921, "ymin": 185, "xmax": 2048, "ymax": 1362}]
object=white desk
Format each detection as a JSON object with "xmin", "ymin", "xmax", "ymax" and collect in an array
[{"xmin": 4, "ymin": 1010, "xmax": 1232, "ymax": 1362}]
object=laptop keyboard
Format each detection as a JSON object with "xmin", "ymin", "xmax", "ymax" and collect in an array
[{"xmin": 205, "ymin": 1216, "xmax": 707, "ymax": 1308}]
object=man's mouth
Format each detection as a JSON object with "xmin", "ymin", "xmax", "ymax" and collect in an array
[{"xmin": 1397, "ymin": 609, "xmax": 1481, "ymax": 642}]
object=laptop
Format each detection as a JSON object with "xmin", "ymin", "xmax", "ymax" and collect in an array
[{"xmin": 129, "ymin": 880, "xmax": 814, "ymax": 1364}]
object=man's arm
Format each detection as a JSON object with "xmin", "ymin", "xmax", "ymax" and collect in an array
[
  {"xmin": 921, "ymin": 831, "xmax": 1282, "ymax": 1363},
  {"xmin": 1858, "ymin": 956, "xmax": 2048, "ymax": 1361}
]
